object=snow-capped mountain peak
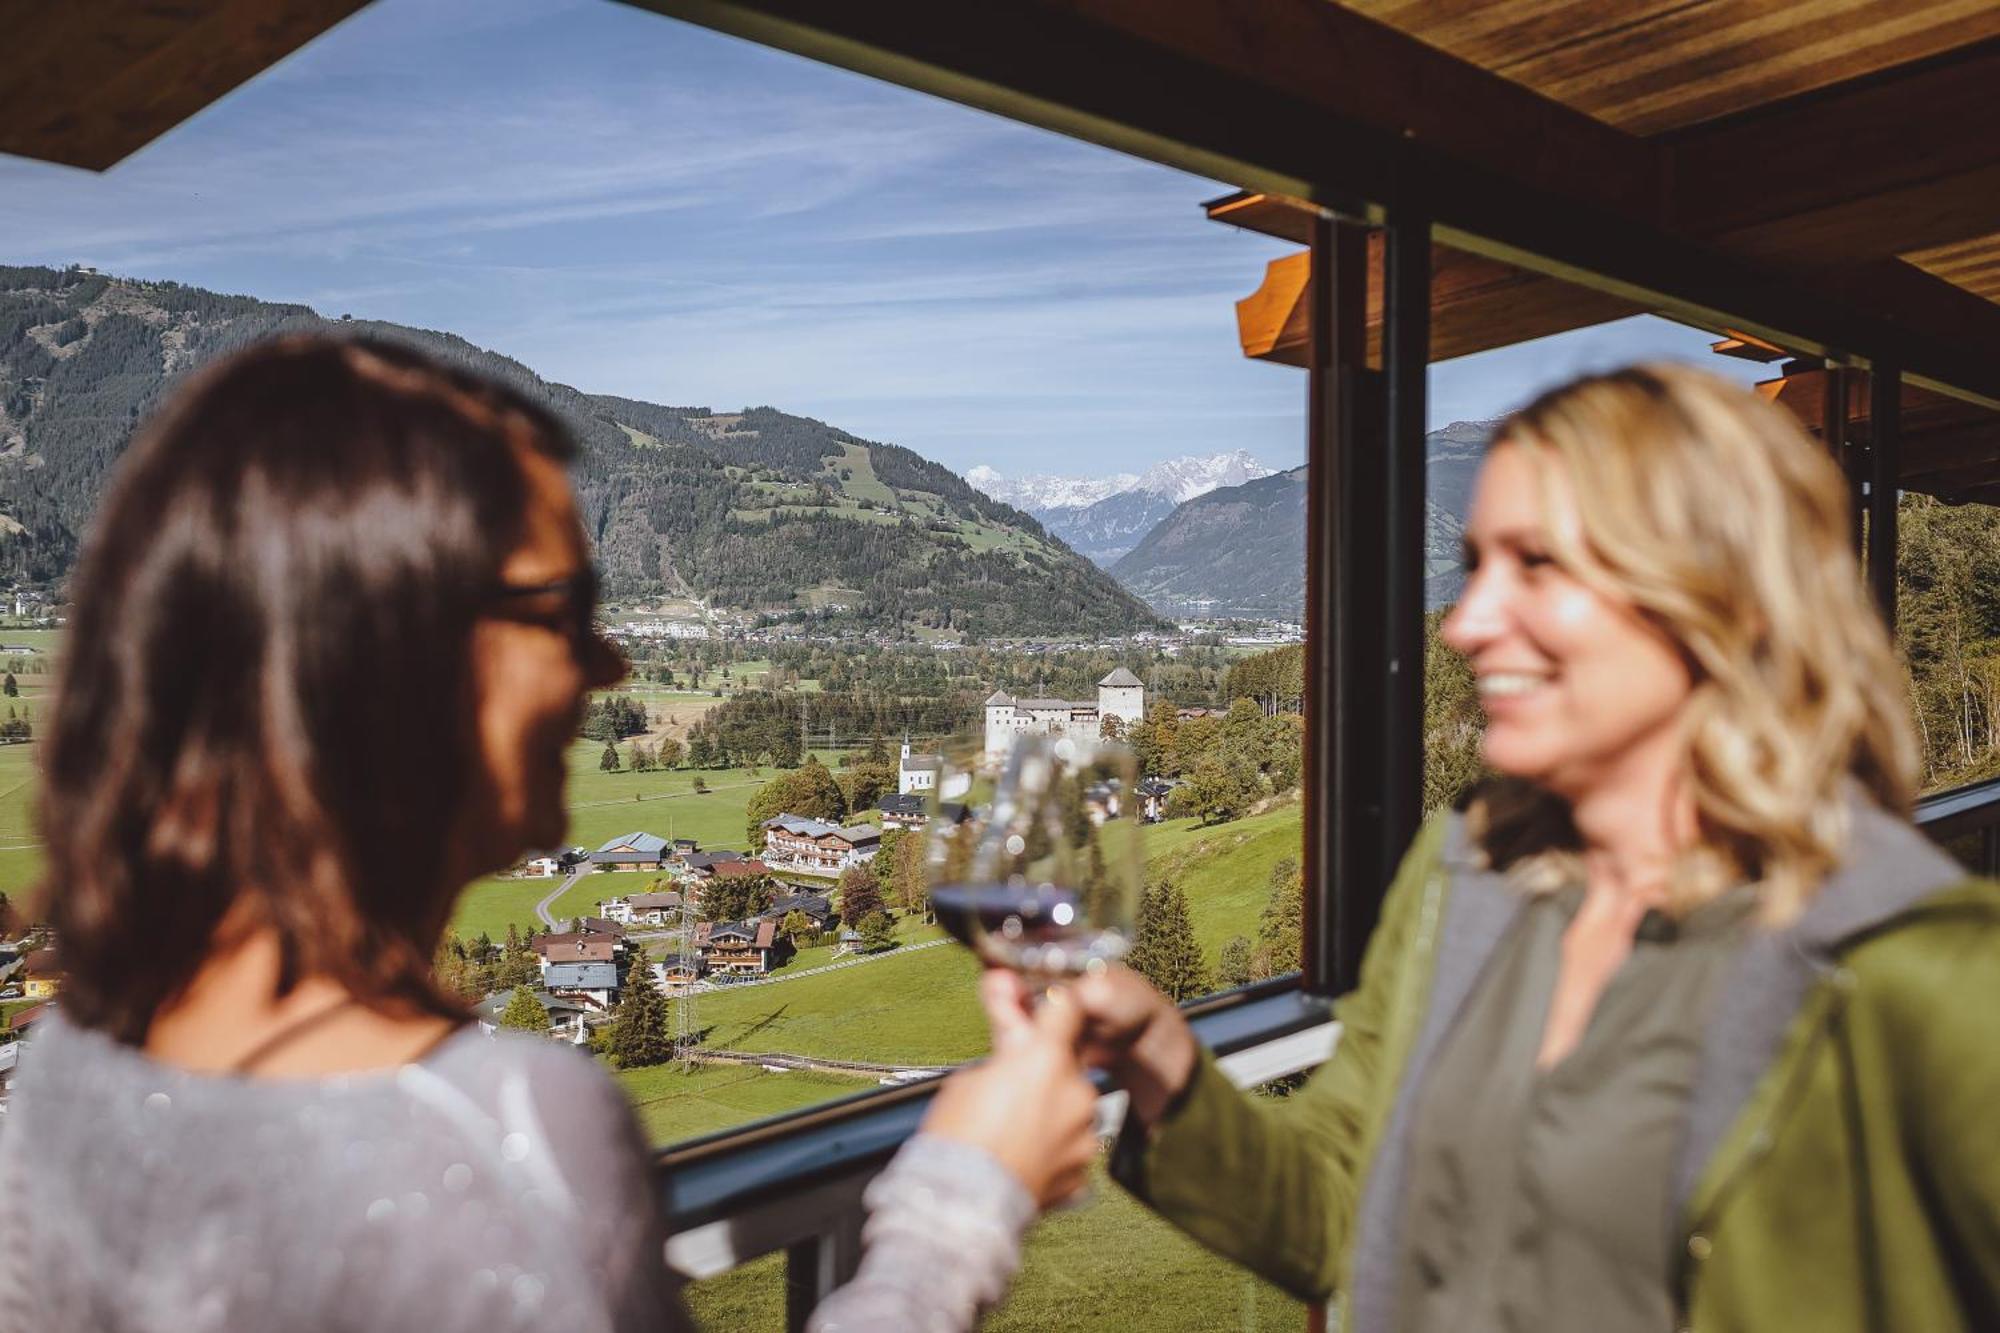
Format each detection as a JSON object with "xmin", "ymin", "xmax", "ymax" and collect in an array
[
  {"xmin": 965, "ymin": 464, "xmax": 1137, "ymax": 511},
  {"xmin": 1136, "ymin": 450, "xmax": 1273, "ymax": 504},
  {"xmin": 966, "ymin": 451, "xmax": 1269, "ymax": 512}
]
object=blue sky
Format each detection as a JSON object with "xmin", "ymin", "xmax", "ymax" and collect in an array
[{"xmin": 0, "ymin": 0, "xmax": 1766, "ymax": 478}]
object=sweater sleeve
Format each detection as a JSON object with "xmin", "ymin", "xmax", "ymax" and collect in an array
[
  {"xmin": 1106, "ymin": 813, "xmax": 1448, "ymax": 1300},
  {"xmin": 808, "ymin": 1136, "xmax": 1036, "ymax": 1333}
]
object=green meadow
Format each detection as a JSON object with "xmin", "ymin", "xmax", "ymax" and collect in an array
[{"xmin": 683, "ymin": 1156, "xmax": 1303, "ymax": 1331}]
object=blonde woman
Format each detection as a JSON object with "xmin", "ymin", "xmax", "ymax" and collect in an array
[{"xmin": 1009, "ymin": 364, "xmax": 2000, "ymax": 1332}]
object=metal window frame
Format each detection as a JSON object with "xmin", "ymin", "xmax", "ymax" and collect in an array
[{"xmin": 596, "ymin": 2, "xmax": 2000, "ymax": 1321}]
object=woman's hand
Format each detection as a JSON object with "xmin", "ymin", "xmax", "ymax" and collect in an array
[
  {"xmin": 919, "ymin": 975, "xmax": 1100, "ymax": 1210},
  {"xmin": 983, "ymin": 966, "xmax": 1199, "ymax": 1130}
]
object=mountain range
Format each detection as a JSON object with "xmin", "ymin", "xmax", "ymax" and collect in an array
[
  {"xmin": 0, "ymin": 265, "xmax": 1166, "ymax": 640},
  {"xmin": 1110, "ymin": 421, "xmax": 1492, "ymax": 617},
  {"xmin": 967, "ymin": 450, "xmax": 1273, "ymax": 565}
]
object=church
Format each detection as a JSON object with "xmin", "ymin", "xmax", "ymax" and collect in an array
[{"xmin": 982, "ymin": 668, "xmax": 1145, "ymax": 764}]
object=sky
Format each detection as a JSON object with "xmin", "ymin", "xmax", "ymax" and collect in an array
[{"xmin": 0, "ymin": 0, "xmax": 1767, "ymax": 480}]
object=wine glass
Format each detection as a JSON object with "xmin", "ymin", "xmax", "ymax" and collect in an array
[{"xmin": 926, "ymin": 734, "xmax": 1141, "ymax": 989}]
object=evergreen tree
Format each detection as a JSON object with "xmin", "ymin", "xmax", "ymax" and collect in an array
[
  {"xmin": 600, "ymin": 740, "xmax": 621, "ymax": 772},
  {"xmin": 498, "ymin": 986, "xmax": 549, "ymax": 1034},
  {"xmin": 610, "ymin": 965, "xmax": 672, "ymax": 1068},
  {"xmin": 2, "ymin": 673, "xmax": 16, "ymax": 698},
  {"xmin": 1253, "ymin": 858, "xmax": 1304, "ymax": 980},
  {"xmin": 1130, "ymin": 880, "xmax": 1209, "ymax": 1001},
  {"xmin": 656, "ymin": 736, "xmax": 686, "ymax": 769},
  {"xmin": 1217, "ymin": 935, "xmax": 1256, "ymax": 990},
  {"xmin": 631, "ymin": 744, "xmax": 655, "ymax": 773}
]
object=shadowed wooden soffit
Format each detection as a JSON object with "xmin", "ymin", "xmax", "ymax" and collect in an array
[{"xmin": 0, "ymin": 0, "xmax": 372, "ymax": 171}]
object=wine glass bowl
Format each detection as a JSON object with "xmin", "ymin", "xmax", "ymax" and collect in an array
[{"xmin": 927, "ymin": 735, "xmax": 1141, "ymax": 986}]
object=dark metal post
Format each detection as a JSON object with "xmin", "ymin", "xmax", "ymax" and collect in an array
[
  {"xmin": 1379, "ymin": 212, "xmax": 1431, "ymax": 895},
  {"xmin": 1868, "ymin": 365, "xmax": 1900, "ymax": 627},
  {"xmin": 1822, "ymin": 363, "xmax": 1863, "ymax": 556},
  {"xmin": 1305, "ymin": 211, "xmax": 1373, "ymax": 994}
]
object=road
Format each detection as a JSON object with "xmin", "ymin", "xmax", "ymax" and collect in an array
[{"xmin": 534, "ymin": 868, "xmax": 584, "ymax": 929}]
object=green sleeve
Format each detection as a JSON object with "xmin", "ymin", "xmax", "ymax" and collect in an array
[
  {"xmin": 1861, "ymin": 887, "xmax": 2000, "ymax": 1300},
  {"xmin": 1109, "ymin": 815, "xmax": 1448, "ymax": 1300}
]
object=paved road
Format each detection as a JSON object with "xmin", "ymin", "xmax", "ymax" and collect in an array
[{"xmin": 534, "ymin": 868, "xmax": 584, "ymax": 929}]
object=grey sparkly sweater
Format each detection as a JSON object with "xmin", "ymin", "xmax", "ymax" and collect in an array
[{"xmin": 0, "ymin": 1013, "xmax": 1032, "ymax": 1333}]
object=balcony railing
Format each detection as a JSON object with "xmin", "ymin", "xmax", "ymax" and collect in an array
[{"xmin": 653, "ymin": 780, "xmax": 2000, "ymax": 1330}]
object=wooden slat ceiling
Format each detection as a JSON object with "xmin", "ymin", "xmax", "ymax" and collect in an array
[
  {"xmin": 1906, "ymin": 233, "xmax": 2000, "ymax": 306},
  {"xmin": 1339, "ymin": 0, "xmax": 2000, "ymax": 136}
]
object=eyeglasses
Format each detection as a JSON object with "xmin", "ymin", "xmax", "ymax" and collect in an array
[{"xmin": 484, "ymin": 569, "xmax": 601, "ymax": 646}]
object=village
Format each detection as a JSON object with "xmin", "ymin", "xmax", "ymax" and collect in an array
[{"xmin": 0, "ymin": 658, "xmax": 1287, "ymax": 1110}]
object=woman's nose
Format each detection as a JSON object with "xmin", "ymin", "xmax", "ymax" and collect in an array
[{"xmin": 1442, "ymin": 568, "xmax": 1505, "ymax": 656}]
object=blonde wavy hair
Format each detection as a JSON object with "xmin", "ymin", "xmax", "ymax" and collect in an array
[{"xmin": 1466, "ymin": 363, "xmax": 1918, "ymax": 925}]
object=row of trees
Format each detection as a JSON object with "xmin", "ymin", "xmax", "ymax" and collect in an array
[{"xmin": 598, "ymin": 737, "xmax": 687, "ymax": 773}]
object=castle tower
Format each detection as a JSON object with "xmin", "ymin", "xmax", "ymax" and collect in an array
[
  {"xmin": 983, "ymin": 690, "xmax": 1018, "ymax": 764},
  {"xmin": 1097, "ymin": 668, "xmax": 1144, "ymax": 730}
]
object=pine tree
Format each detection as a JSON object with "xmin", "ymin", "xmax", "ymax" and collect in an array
[
  {"xmin": 610, "ymin": 965, "xmax": 671, "ymax": 1068},
  {"xmin": 1253, "ymin": 858, "xmax": 1304, "ymax": 979},
  {"xmin": 2, "ymin": 673, "xmax": 16, "ymax": 698},
  {"xmin": 600, "ymin": 740, "xmax": 621, "ymax": 772},
  {"xmin": 1217, "ymin": 935, "xmax": 1256, "ymax": 990},
  {"xmin": 498, "ymin": 986, "xmax": 549, "ymax": 1033},
  {"xmin": 1131, "ymin": 880, "xmax": 1209, "ymax": 1001}
]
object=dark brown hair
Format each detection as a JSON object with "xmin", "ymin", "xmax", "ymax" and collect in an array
[{"xmin": 40, "ymin": 335, "xmax": 577, "ymax": 1042}]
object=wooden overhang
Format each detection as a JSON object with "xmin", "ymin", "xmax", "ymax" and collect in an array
[{"xmin": 7, "ymin": 2, "xmax": 2000, "ymax": 455}]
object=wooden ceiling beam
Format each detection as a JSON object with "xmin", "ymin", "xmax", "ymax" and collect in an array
[
  {"xmin": 0, "ymin": 0, "xmax": 371, "ymax": 170},
  {"xmin": 1666, "ymin": 39, "xmax": 2000, "ymax": 265}
]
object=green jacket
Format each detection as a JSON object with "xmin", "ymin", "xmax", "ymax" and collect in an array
[{"xmin": 1114, "ymin": 805, "xmax": 2000, "ymax": 1331}]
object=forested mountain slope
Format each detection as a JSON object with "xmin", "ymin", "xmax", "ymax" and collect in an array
[{"xmin": 0, "ymin": 265, "xmax": 1163, "ymax": 638}]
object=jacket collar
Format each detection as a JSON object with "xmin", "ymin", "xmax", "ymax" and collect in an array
[{"xmin": 1672, "ymin": 799, "xmax": 1967, "ymax": 1219}]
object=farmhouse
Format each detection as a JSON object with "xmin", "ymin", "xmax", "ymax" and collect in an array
[
  {"xmin": 590, "ymin": 831, "xmax": 669, "ymax": 872},
  {"xmin": 534, "ymin": 931, "xmax": 620, "ymax": 970},
  {"xmin": 876, "ymin": 793, "xmax": 926, "ymax": 829},
  {"xmin": 760, "ymin": 814, "xmax": 881, "ymax": 874},
  {"xmin": 982, "ymin": 668, "xmax": 1144, "ymax": 763},
  {"xmin": 473, "ymin": 990, "xmax": 592, "ymax": 1043},
  {"xmin": 767, "ymin": 891, "xmax": 834, "ymax": 932},
  {"xmin": 601, "ymin": 890, "xmax": 684, "ymax": 927},
  {"xmin": 541, "ymin": 961, "xmax": 620, "ymax": 1010}
]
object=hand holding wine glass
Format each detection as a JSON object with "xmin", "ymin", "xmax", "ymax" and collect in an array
[{"xmin": 926, "ymin": 734, "xmax": 1143, "ymax": 989}]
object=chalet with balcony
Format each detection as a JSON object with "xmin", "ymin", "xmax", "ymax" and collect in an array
[
  {"xmin": 533, "ymin": 931, "xmax": 621, "ymax": 975},
  {"xmin": 877, "ymin": 793, "xmax": 926, "ymax": 829},
  {"xmin": 603, "ymin": 890, "xmax": 685, "ymax": 927},
  {"xmin": 693, "ymin": 918, "xmax": 783, "ymax": 976},
  {"xmin": 541, "ymin": 960, "xmax": 620, "ymax": 1009},
  {"xmin": 760, "ymin": 814, "xmax": 881, "ymax": 875},
  {"xmin": 653, "ymin": 954, "xmax": 703, "ymax": 990}
]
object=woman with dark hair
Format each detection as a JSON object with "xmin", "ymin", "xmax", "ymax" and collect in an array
[{"xmin": 0, "ymin": 336, "xmax": 1097, "ymax": 1332}]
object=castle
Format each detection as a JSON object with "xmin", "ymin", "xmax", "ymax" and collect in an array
[{"xmin": 982, "ymin": 669, "xmax": 1145, "ymax": 763}]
